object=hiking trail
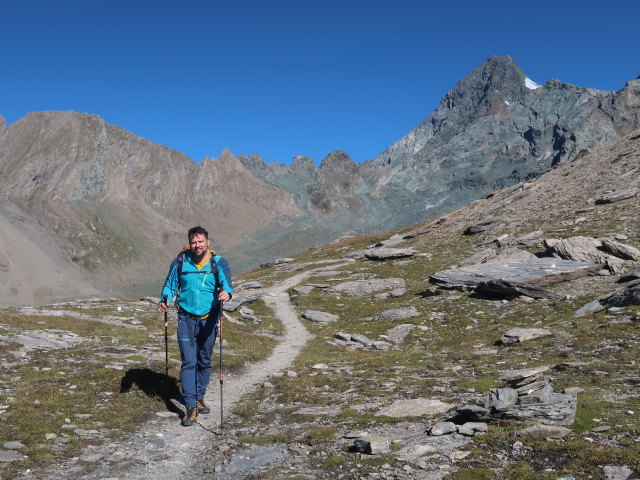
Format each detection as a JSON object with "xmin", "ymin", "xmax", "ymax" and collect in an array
[{"xmin": 41, "ymin": 260, "xmax": 350, "ymax": 480}]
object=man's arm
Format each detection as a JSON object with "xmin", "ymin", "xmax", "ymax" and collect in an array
[{"xmin": 216, "ymin": 256, "xmax": 233, "ymax": 301}]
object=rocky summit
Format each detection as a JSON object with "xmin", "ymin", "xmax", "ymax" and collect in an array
[{"xmin": 0, "ymin": 56, "xmax": 639, "ymax": 306}]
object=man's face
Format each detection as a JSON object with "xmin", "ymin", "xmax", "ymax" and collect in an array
[{"xmin": 189, "ymin": 233, "xmax": 209, "ymax": 258}]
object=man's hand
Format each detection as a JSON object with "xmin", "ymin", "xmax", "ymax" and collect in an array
[
  {"xmin": 157, "ymin": 301, "xmax": 169, "ymax": 313},
  {"xmin": 218, "ymin": 291, "xmax": 230, "ymax": 302}
]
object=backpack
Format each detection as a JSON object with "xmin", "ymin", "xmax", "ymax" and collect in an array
[{"xmin": 171, "ymin": 248, "xmax": 233, "ymax": 291}]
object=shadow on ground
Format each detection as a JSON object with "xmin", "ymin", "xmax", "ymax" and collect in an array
[{"xmin": 120, "ymin": 368, "xmax": 184, "ymax": 417}]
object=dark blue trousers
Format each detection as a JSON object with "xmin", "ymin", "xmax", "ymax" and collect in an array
[{"xmin": 177, "ymin": 308, "xmax": 218, "ymax": 409}]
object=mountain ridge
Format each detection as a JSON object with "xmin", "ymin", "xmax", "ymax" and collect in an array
[{"xmin": 1, "ymin": 56, "xmax": 639, "ymax": 305}]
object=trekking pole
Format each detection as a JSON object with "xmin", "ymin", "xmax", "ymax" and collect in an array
[
  {"xmin": 219, "ymin": 298, "xmax": 224, "ymax": 429},
  {"xmin": 162, "ymin": 295, "xmax": 169, "ymax": 377}
]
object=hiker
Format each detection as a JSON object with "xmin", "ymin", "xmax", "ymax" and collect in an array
[{"xmin": 157, "ymin": 226, "xmax": 232, "ymax": 426}]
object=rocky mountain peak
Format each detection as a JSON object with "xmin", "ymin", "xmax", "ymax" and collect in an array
[
  {"xmin": 291, "ymin": 155, "xmax": 317, "ymax": 171},
  {"xmin": 319, "ymin": 150, "xmax": 356, "ymax": 171}
]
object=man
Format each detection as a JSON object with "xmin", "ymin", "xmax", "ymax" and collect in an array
[{"xmin": 157, "ymin": 226, "xmax": 232, "ymax": 426}]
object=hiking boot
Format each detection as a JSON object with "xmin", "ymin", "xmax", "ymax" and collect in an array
[
  {"xmin": 197, "ymin": 399, "xmax": 210, "ymax": 414},
  {"xmin": 181, "ymin": 407, "xmax": 198, "ymax": 426}
]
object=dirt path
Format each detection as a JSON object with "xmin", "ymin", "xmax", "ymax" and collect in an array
[{"xmin": 42, "ymin": 260, "xmax": 349, "ymax": 479}]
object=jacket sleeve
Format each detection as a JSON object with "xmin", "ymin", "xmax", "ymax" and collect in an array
[
  {"xmin": 160, "ymin": 257, "xmax": 180, "ymax": 304},
  {"xmin": 216, "ymin": 256, "xmax": 233, "ymax": 298}
]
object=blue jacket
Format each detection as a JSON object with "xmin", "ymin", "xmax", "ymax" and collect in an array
[{"xmin": 160, "ymin": 250, "xmax": 233, "ymax": 317}]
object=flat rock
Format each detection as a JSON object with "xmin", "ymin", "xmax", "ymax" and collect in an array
[
  {"xmin": 500, "ymin": 366, "xmax": 550, "ymax": 385},
  {"xmin": 573, "ymin": 299, "xmax": 604, "ymax": 317},
  {"xmin": 463, "ymin": 217, "xmax": 504, "ymax": 235},
  {"xmin": 601, "ymin": 239, "xmax": 640, "ymax": 260},
  {"xmin": 359, "ymin": 435, "xmax": 390, "ymax": 454},
  {"xmin": 603, "ymin": 465, "xmax": 634, "ymax": 480},
  {"xmin": 575, "ymin": 280, "xmax": 640, "ymax": 316},
  {"xmin": 292, "ymin": 285, "xmax": 314, "ymax": 295},
  {"xmin": 500, "ymin": 392, "xmax": 577, "ymax": 425},
  {"xmin": 457, "ymin": 405, "xmax": 491, "ymax": 421},
  {"xmin": 3, "ymin": 441, "xmax": 25, "ymax": 450},
  {"xmin": 371, "ymin": 341, "xmax": 391, "ymax": 351},
  {"xmin": 303, "ymin": 310, "xmax": 339, "ymax": 323},
  {"xmin": 600, "ymin": 280, "xmax": 640, "ymax": 308},
  {"xmin": 501, "ymin": 328, "xmax": 552, "ymax": 345},
  {"xmin": 0, "ymin": 449, "xmax": 22, "ymax": 463},
  {"xmin": 618, "ymin": 270, "xmax": 640, "ymax": 283},
  {"xmin": 544, "ymin": 236, "xmax": 626, "ymax": 273},
  {"xmin": 376, "ymin": 398, "xmax": 455, "ymax": 418},
  {"xmin": 343, "ymin": 430, "xmax": 368, "ymax": 439},
  {"xmin": 236, "ymin": 281, "xmax": 263, "ymax": 290},
  {"xmin": 394, "ymin": 433, "xmax": 471, "ymax": 469},
  {"xmin": 223, "ymin": 292, "xmax": 260, "ymax": 311},
  {"xmin": 332, "ymin": 278, "xmax": 406, "ymax": 296},
  {"xmin": 378, "ymin": 306, "xmax": 419, "ymax": 321},
  {"xmin": 517, "ymin": 423, "xmax": 572, "ymax": 439},
  {"xmin": 476, "ymin": 279, "xmax": 559, "ymax": 299},
  {"xmin": 389, "ymin": 287, "xmax": 407, "ymax": 297},
  {"xmin": 351, "ymin": 333, "xmax": 372, "ymax": 346},
  {"xmin": 295, "ymin": 406, "xmax": 339, "ymax": 416},
  {"xmin": 386, "ymin": 324, "xmax": 416, "ymax": 344},
  {"xmin": 430, "ymin": 257, "xmax": 599, "ymax": 291},
  {"xmin": 430, "ymin": 422, "xmax": 456, "ymax": 436},
  {"xmin": 333, "ymin": 332, "xmax": 351, "ymax": 342},
  {"xmin": 10, "ymin": 330, "xmax": 83, "ymax": 351},
  {"xmin": 595, "ymin": 187, "xmax": 639, "ymax": 204},
  {"xmin": 457, "ymin": 422, "xmax": 488, "ymax": 436},
  {"xmin": 365, "ymin": 247, "xmax": 417, "ymax": 260}
]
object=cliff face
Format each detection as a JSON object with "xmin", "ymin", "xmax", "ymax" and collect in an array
[{"xmin": 1, "ymin": 56, "xmax": 639, "ymax": 305}]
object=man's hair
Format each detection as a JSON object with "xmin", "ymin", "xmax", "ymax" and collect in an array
[{"xmin": 188, "ymin": 226, "xmax": 208, "ymax": 240}]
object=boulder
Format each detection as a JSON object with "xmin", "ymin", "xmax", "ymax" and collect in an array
[{"xmin": 486, "ymin": 388, "xmax": 518, "ymax": 412}]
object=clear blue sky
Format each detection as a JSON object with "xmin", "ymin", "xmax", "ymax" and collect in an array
[{"xmin": 1, "ymin": 0, "xmax": 638, "ymax": 165}]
